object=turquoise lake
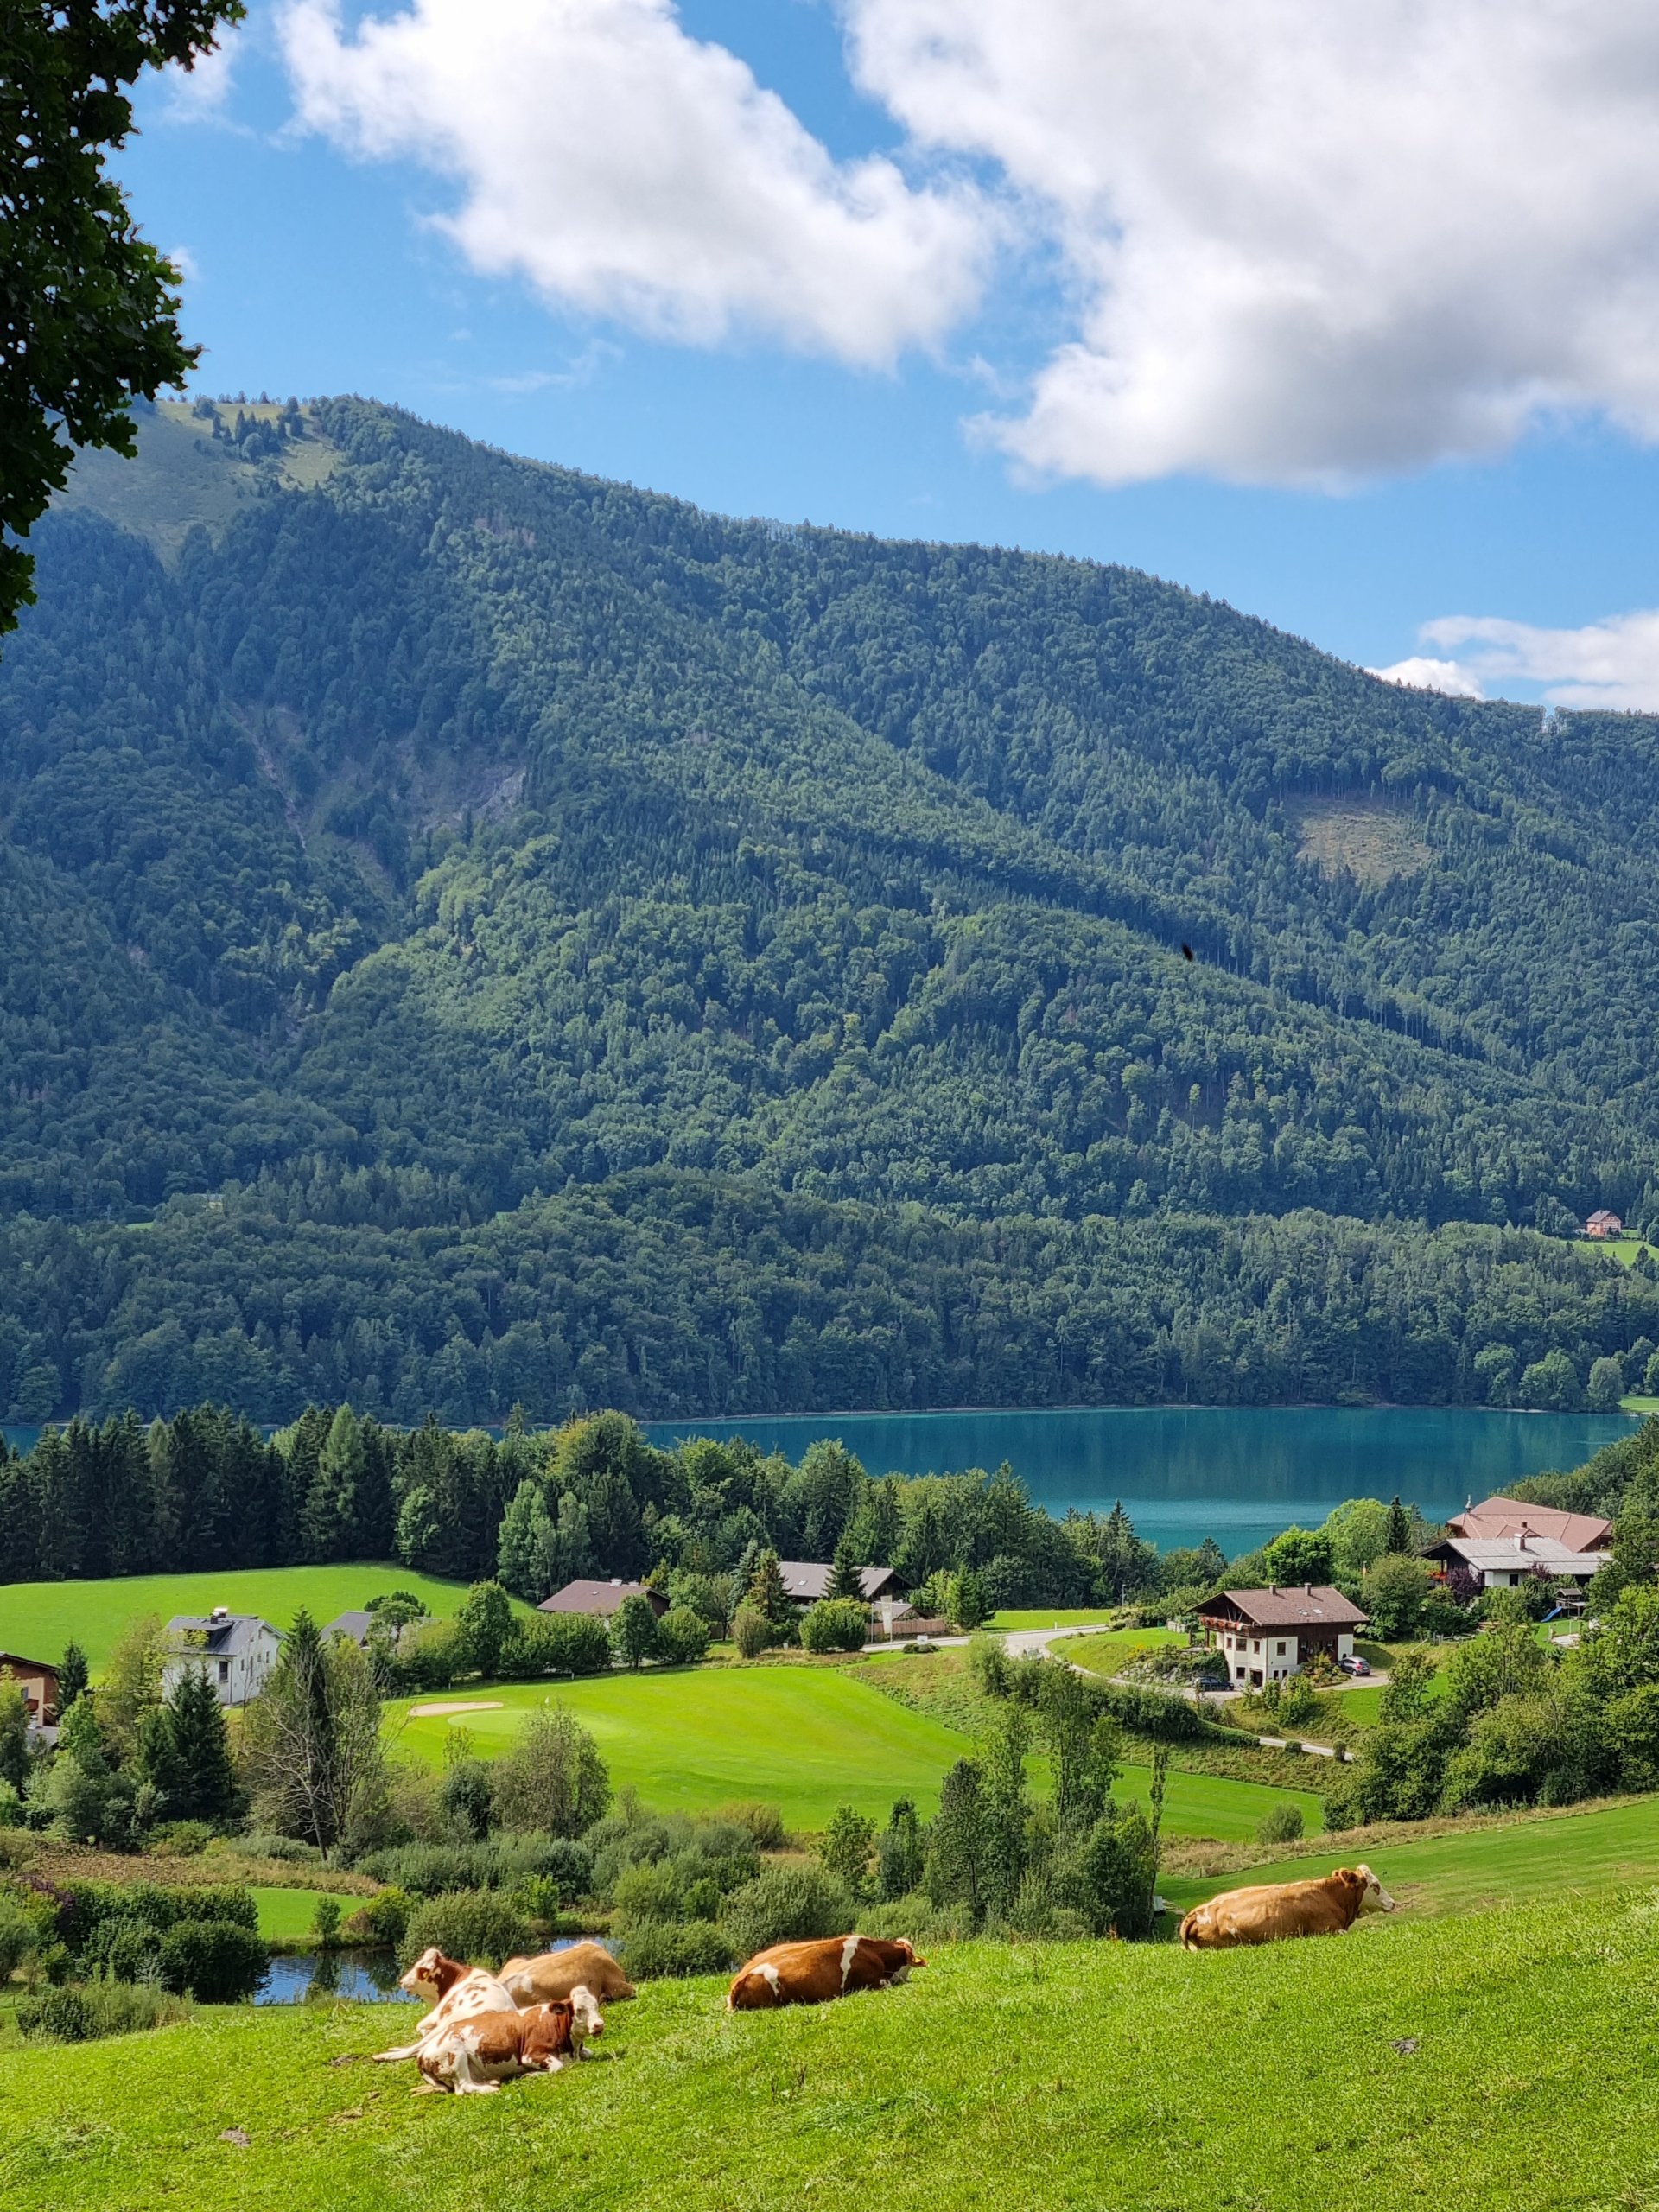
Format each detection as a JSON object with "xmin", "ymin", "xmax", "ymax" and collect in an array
[{"xmin": 640, "ymin": 1406, "xmax": 1637, "ymax": 1557}]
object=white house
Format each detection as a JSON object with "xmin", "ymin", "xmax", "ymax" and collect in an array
[
  {"xmin": 163, "ymin": 1608, "xmax": 283, "ymax": 1707},
  {"xmin": 1196, "ymin": 1586, "xmax": 1370, "ymax": 1688},
  {"xmin": 1424, "ymin": 1534, "xmax": 1610, "ymax": 1592}
]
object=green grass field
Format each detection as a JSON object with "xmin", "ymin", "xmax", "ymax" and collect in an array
[
  {"xmin": 987, "ymin": 1608, "xmax": 1122, "ymax": 1630},
  {"xmin": 4, "ymin": 1888, "xmax": 1657, "ymax": 2211},
  {"xmin": 386, "ymin": 1668, "xmax": 1324, "ymax": 1840},
  {"xmin": 1049, "ymin": 1629, "xmax": 1183, "ymax": 1676},
  {"xmin": 0, "ymin": 1564, "xmax": 522, "ymax": 1672},
  {"xmin": 1163, "ymin": 1796, "xmax": 1659, "ymax": 1918},
  {"xmin": 251, "ymin": 1890, "xmax": 339, "ymax": 1944}
]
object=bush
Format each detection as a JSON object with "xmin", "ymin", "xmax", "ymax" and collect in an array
[
  {"xmin": 311, "ymin": 1896, "xmax": 343, "ymax": 1948},
  {"xmin": 80, "ymin": 1916, "xmax": 165, "ymax": 1983},
  {"xmin": 340, "ymin": 1887, "xmax": 412, "ymax": 1948},
  {"xmin": 1257, "ymin": 1802, "xmax": 1306, "ymax": 1846},
  {"xmin": 58, "ymin": 1881, "xmax": 257, "ymax": 1964},
  {"xmin": 732, "ymin": 1604, "xmax": 772, "ymax": 1659},
  {"xmin": 17, "ymin": 1980, "xmax": 191, "ymax": 2043},
  {"xmin": 400, "ymin": 1890, "xmax": 531, "ymax": 1972},
  {"xmin": 713, "ymin": 1801, "xmax": 787, "ymax": 1850},
  {"xmin": 147, "ymin": 1820, "xmax": 213, "ymax": 1856},
  {"xmin": 617, "ymin": 1918, "xmax": 734, "ymax": 1980},
  {"xmin": 655, "ymin": 1606, "xmax": 712, "ymax": 1667},
  {"xmin": 800, "ymin": 1600, "xmax": 870, "ymax": 1655},
  {"xmin": 0, "ymin": 1891, "xmax": 41, "ymax": 1980},
  {"xmin": 356, "ymin": 1834, "xmax": 594, "ymax": 1898},
  {"xmin": 721, "ymin": 1865, "xmax": 856, "ymax": 1961},
  {"xmin": 1096, "ymin": 1682, "xmax": 1217, "ymax": 1741},
  {"xmin": 238, "ymin": 1833, "xmax": 324, "ymax": 1866},
  {"xmin": 158, "ymin": 1919, "xmax": 268, "ymax": 2003},
  {"xmin": 489, "ymin": 1706, "xmax": 610, "ymax": 1837}
]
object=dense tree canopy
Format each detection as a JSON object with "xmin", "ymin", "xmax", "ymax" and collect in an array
[{"xmin": 6, "ymin": 398, "xmax": 1659, "ymax": 1419}]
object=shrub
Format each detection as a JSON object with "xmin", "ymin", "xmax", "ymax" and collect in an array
[
  {"xmin": 732, "ymin": 1604, "xmax": 772, "ymax": 1659},
  {"xmin": 1257, "ymin": 1802, "xmax": 1306, "ymax": 1846},
  {"xmin": 340, "ymin": 1887, "xmax": 412, "ymax": 1948},
  {"xmin": 800, "ymin": 1600, "xmax": 869, "ymax": 1655},
  {"xmin": 489, "ymin": 1707, "xmax": 610, "ymax": 1837},
  {"xmin": 238, "ymin": 1833, "xmax": 324, "ymax": 1866},
  {"xmin": 714, "ymin": 1801, "xmax": 787, "ymax": 1850},
  {"xmin": 356, "ymin": 1834, "xmax": 594, "ymax": 1897},
  {"xmin": 721, "ymin": 1865, "xmax": 856, "ymax": 1961},
  {"xmin": 58, "ymin": 1881, "xmax": 258, "ymax": 1964},
  {"xmin": 655, "ymin": 1606, "xmax": 712, "ymax": 1667},
  {"xmin": 80, "ymin": 1916, "xmax": 165, "ymax": 1983},
  {"xmin": 147, "ymin": 1820, "xmax": 213, "ymax": 1856},
  {"xmin": 400, "ymin": 1890, "xmax": 531, "ymax": 1972},
  {"xmin": 818, "ymin": 1805, "xmax": 876, "ymax": 1898},
  {"xmin": 613, "ymin": 1859, "xmax": 722, "ymax": 1928},
  {"xmin": 159, "ymin": 1919, "xmax": 269, "ymax": 2003},
  {"xmin": 618, "ymin": 1918, "xmax": 734, "ymax": 1979},
  {"xmin": 0, "ymin": 1891, "xmax": 41, "ymax": 1980},
  {"xmin": 311, "ymin": 1896, "xmax": 343, "ymax": 1948},
  {"xmin": 1065, "ymin": 1803, "xmax": 1159, "ymax": 1940},
  {"xmin": 17, "ymin": 1980, "xmax": 191, "ymax": 2043},
  {"xmin": 610, "ymin": 1594, "xmax": 662, "ymax": 1671}
]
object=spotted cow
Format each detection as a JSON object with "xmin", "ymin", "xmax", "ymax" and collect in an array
[
  {"xmin": 414, "ymin": 1988, "xmax": 605, "ymax": 2095},
  {"xmin": 727, "ymin": 1934, "xmax": 924, "ymax": 2011}
]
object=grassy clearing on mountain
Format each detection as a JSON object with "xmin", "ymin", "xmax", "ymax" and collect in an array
[
  {"xmin": 1048, "ymin": 1629, "xmax": 1183, "ymax": 1675},
  {"xmin": 0, "ymin": 1563, "xmax": 517, "ymax": 1671},
  {"xmin": 3, "ymin": 1893, "xmax": 1656, "ymax": 2212}
]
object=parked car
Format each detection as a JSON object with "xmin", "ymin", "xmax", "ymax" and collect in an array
[{"xmin": 1338, "ymin": 1654, "xmax": 1371, "ymax": 1676}]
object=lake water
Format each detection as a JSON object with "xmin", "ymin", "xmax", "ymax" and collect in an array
[
  {"xmin": 256, "ymin": 1934, "xmax": 620, "ymax": 2005},
  {"xmin": 640, "ymin": 1405, "xmax": 1637, "ymax": 1557}
]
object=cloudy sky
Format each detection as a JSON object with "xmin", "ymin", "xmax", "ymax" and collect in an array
[{"xmin": 128, "ymin": 0, "xmax": 1659, "ymax": 701}]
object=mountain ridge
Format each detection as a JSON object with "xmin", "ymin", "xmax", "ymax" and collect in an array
[{"xmin": 0, "ymin": 392, "xmax": 1655, "ymax": 1422}]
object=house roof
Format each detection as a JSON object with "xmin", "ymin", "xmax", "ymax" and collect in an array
[
  {"xmin": 1446, "ymin": 1496, "xmax": 1612, "ymax": 1552},
  {"xmin": 166, "ymin": 1612, "xmax": 281, "ymax": 1656},
  {"xmin": 538, "ymin": 1579, "xmax": 669, "ymax": 1618},
  {"xmin": 1426, "ymin": 1535, "xmax": 1610, "ymax": 1577},
  {"xmin": 777, "ymin": 1560, "xmax": 901, "ymax": 1604},
  {"xmin": 322, "ymin": 1611, "xmax": 375, "ymax": 1644},
  {"xmin": 0, "ymin": 1652, "xmax": 59, "ymax": 1680},
  {"xmin": 1587, "ymin": 1210, "xmax": 1624, "ymax": 1227},
  {"xmin": 1199, "ymin": 1586, "xmax": 1370, "ymax": 1630}
]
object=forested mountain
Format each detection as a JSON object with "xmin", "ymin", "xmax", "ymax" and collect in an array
[{"xmin": 3, "ymin": 392, "xmax": 1658, "ymax": 1423}]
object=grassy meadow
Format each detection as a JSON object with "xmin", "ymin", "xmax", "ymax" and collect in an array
[
  {"xmin": 387, "ymin": 1667, "xmax": 1325, "ymax": 1839},
  {"xmin": 1164, "ymin": 1795, "xmax": 1659, "ymax": 1918},
  {"xmin": 1048, "ymin": 1628, "xmax": 1184, "ymax": 1675},
  {"xmin": 4, "ymin": 1889, "xmax": 1657, "ymax": 2212},
  {"xmin": 0, "ymin": 1564, "xmax": 520, "ymax": 1672}
]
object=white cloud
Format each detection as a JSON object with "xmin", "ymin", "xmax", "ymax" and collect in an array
[
  {"xmin": 1367, "ymin": 657, "xmax": 1485, "ymax": 701},
  {"xmin": 161, "ymin": 37, "xmax": 239, "ymax": 119},
  {"xmin": 841, "ymin": 0, "xmax": 1659, "ymax": 486},
  {"xmin": 165, "ymin": 245, "xmax": 202, "ymax": 284},
  {"xmin": 1411, "ymin": 611, "xmax": 1659, "ymax": 711},
  {"xmin": 277, "ymin": 0, "xmax": 990, "ymax": 367}
]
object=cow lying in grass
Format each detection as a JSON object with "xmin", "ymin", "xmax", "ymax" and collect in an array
[
  {"xmin": 1179, "ymin": 1865, "xmax": 1397, "ymax": 1950},
  {"xmin": 500, "ymin": 1942, "xmax": 635, "ymax": 2005},
  {"xmin": 414, "ymin": 1989, "xmax": 605, "ymax": 2095},
  {"xmin": 372, "ymin": 1948, "xmax": 517, "ymax": 2063},
  {"xmin": 728, "ymin": 1935, "xmax": 924, "ymax": 2010}
]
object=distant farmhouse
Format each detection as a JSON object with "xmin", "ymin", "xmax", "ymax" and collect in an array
[
  {"xmin": 164, "ymin": 1608, "xmax": 283, "ymax": 1707},
  {"xmin": 539, "ymin": 1579, "xmax": 670, "ymax": 1620},
  {"xmin": 0, "ymin": 1651, "xmax": 60, "ymax": 1736},
  {"xmin": 1585, "ymin": 1209, "xmax": 1625, "ymax": 1239},
  {"xmin": 1431, "ymin": 1494, "xmax": 1612, "ymax": 1593},
  {"xmin": 1198, "ymin": 1586, "xmax": 1369, "ymax": 1688},
  {"xmin": 777, "ymin": 1561, "xmax": 905, "ymax": 1606}
]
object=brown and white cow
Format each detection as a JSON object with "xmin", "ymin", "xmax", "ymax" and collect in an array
[
  {"xmin": 727, "ymin": 1935, "xmax": 925, "ymax": 2011},
  {"xmin": 499, "ymin": 1942, "xmax": 635, "ymax": 2006},
  {"xmin": 1179, "ymin": 1864, "xmax": 1396, "ymax": 1951},
  {"xmin": 414, "ymin": 1988, "xmax": 605, "ymax": 2095},
  {"xmin": 371, "ymin": 1948, "xmax": 517, "ymax": 2062}
]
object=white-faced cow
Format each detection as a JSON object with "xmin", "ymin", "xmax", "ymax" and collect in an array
[
  {"xmin": 371, "ymin": 1948, "xmax": 517, "ymax": 2063},
  {"xmin": 414, "ymin": 1987, "xmax": 605, "ymax": 2095},
  {"xmin": 727, "ymin": 1935, "xmax": 924, "ymax": 2011},
  {"xmin": 499, "ymin": 1942, "xmax": 635, "ymax": 2005},
  {"xmin": 1179, "ymin": 1865, "xmax": 1397, "ymax": 1951}
]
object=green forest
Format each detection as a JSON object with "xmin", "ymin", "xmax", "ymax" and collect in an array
[{"xmin": 6, "ymin": 394, "xmax": 1659, "ymax": 1422}]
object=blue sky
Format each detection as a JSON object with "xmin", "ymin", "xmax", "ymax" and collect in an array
[{"xmin": 118, "ymin": 1, "xmax": 1659, "ymax": 702}]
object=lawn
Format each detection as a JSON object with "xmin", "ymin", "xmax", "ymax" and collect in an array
[
  {"xmin": 1049, "ymin": 1629, "xmax": 1184, "ymax": 1677},
  {"xmin": 251, "ymin": 1890, "xmax": 339, "ymax": 1945},
  {"xmin": 0, "ymin": 1564, "xmax": 523, "ymax": 1672},
  {"xmin": 987, "ymin": 1608, "xmax": 1123, "ymax": 1630},
  {"xmin": 385, "ymin": 1667, "xmax": 1324, "ymax": 1840},
  {"xmin": 1161, "ymin": 1796, "xmax": 1659, "ymax": 1919},
  {"xmin": 5, "ymin": 1891, "xmax": 1659, "ymax": 2211}
]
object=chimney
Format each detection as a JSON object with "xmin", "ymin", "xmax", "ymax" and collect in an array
[
  {"xmin": 211, "ymin": 1605, "xmax": 228, "ymax": 1622},
  {"xmin": 1304, "ymin": 1583, "xmax": 1313, "ymax": 1595},
  {"xmin": 1268, "ymin": 1583, "xmax": 1277, "ymax": 1595},
  {"xmin": 610, "ymin": 1577, "xmax": 622, "ymax": 1587}
]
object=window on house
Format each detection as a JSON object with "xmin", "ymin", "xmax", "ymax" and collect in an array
[
  {"xmin": 218, "ymin": 1659, "xmax": 230, "ymax": 1683},
  {"xmin": 1276, "ymin": 1641, "xmax": 1287, "ymax": 1655}
]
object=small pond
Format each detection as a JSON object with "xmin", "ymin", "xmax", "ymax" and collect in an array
[{"xmin": 256, "ymin": 1934, "xmax": 620, "ymax": 2006}]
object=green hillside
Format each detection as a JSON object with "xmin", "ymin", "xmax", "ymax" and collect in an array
[
  {"xmin": 3, "ymin": 1892, "xmax": 1656, "ymax": 2211},
  {"xmin": 4, "ymin": 395, "xmax": 1659, "ymax": 1421}
]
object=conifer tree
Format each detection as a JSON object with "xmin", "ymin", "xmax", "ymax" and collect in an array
[
  {"xmin": 825, "ymin": 1533, "xmax": 863, "ymax": 1605},
  {"xmin": 161, "ymin": 1663, "xmax": 240, "ymax": 1824},
  {"xmin": 1383, "ymin": 1495, "xmax": 1414, "ymax": 1555},
  {"xmin": 746, "ymin": 1548, "xmax": 795, "ymax": 1640},
  {"xmin": 304, "ymin": 1403, "xmax": 365, "ymax": 1562},
  {"xmin": 57, "ymin": 1642, "xmax": 89, "ymax": 1715}
]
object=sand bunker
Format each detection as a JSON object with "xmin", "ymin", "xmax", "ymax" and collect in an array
[{"xmin": 408, "ymin": 1699, "xmax": 505, "ymax": 1719}]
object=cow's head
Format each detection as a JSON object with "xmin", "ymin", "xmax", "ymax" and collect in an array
[
  {"xmin": 400, "ymin": 1946, "xmax": 466, "ymax": 2000},
  {"xmin": 567, "ymin": 1983, "xmax": 605, "ymax": 2048},
  {"xmin": 727, "ymin": 1961, "xmax": 782, "ymax": 2010},
  {"xmin": 885, "ymin": 1938, "xmax": 925, "ymax": 1981},
  {"xmin": 522, "ymin": 2002, "xmax": 576, "ymax": 2069},
  {"xmin": 1351, "ymin": 1864, "xmax": 1396, "ymax": 1916}
]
